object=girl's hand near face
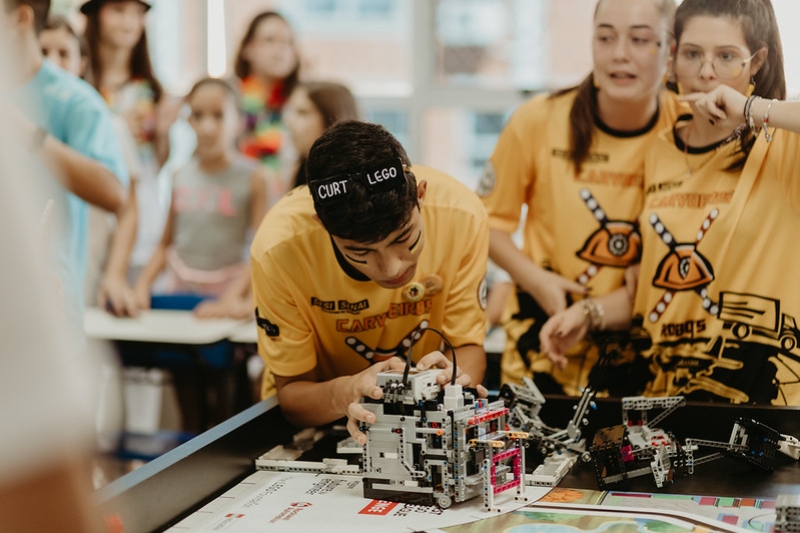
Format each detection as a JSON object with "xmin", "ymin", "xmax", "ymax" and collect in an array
[{"xmin": 680, "ymin": 85, "xmax": 747, "ymax": 130}]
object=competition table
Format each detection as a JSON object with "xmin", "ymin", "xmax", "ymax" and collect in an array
[{"xmin": 95, "ymin": 396, "xmax": 800, "ymax": 533}]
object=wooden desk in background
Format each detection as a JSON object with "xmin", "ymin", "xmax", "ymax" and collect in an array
[
  {"xmin": 84, "ymin": 308, "xmax": 248, "ymax": 345},
  {"xmin": 85, "ymin": 308, "xmax": 253, "ymax": 432}
]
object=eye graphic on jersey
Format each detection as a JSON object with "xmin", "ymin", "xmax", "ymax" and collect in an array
[
  {"xmin": 647, "ymin": 210, "xmax": 719, "ymax": 323},
  {"xmin": 577, "ymin": 222, "xmax": 642, "ymax": 266},
  {"xmin": 345, "ymin": 320, "xmax": 429, "ymax": 363},
  {"xmin": 652, "ymin": 245, "xmax": 714, "ymax": 290},
  {"xmin": 575, "ymin": 188, "xmax": 642, "ymax": 285}
]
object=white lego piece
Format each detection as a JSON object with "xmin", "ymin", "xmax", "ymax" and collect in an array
[
  {"xmin": 255, "ymin": 457, "xmax": 360, "ymax": 475},
  {"xmin": 258, "ymin": 444, "xmax": 304, "ymax": 462},
  {"xmin": 775, "ymin": 493, "xmax": 800, "ymax": 533},
  {"xmin": 337, "ymin": 436, "xmax": 364, "ymax": 455},
  {"xmin": 779, "ymin": 434, "xmax": 800, "ymax": 460},
  {"xmin": 526, "ymin": 453, "xmax": 578, "ymax": 487},
  {"xmin": 443, "ymin": 383, "xmax": 464, "ymax": 410}
]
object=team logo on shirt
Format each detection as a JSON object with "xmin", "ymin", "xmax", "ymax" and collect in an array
[
  {"xmin": 476, "ymin": 162, "xmax": 496, "ymax": 197},
  {"xmin": 402, "ymin": 274, "xmax": 444, "ymax": 302},
  {"xmin": 647, "ymin": 210, "xmax": 718, "ymax": 323},
  {"xmin": 574, "ymin": 188, "xmax": 641, "ymax": 285},
  {"xmin": 311, "ymin": 297, "xmax": 370, "ymax": 314},
  {"xmin": 552, "ymin": 149, "xmax": 610, "ymax": 164},
  {"xmin": 403, "ymin": 282, "xmax": 425, "ymax": 302},
  {"xmin": 255, "ymin": 308, "xmax": 280, "ymax": 337}
]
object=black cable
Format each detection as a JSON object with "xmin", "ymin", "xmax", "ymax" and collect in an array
[{"xmin": 402, "ymin": 327, "xmax": 458, "ymax": 388}]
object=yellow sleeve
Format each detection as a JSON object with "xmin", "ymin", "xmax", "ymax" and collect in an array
[
  {"xmin": 774, "ymin": 131, "xmax": 800, "ymax": 209},
  {"xmin": 251, "ymin": 250, "xmax": 317, "ymax": 378},
  {"xmin": 480, "ymin": 96, "xmax": 546, "ymax": 234},
  {"xmin": 442, "ymin": 203, "xmax": 490, "ymax": 348}
]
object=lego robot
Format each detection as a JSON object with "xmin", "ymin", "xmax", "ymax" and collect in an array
[
  {"xmin": 500, "ymin": 377, "xmax": 598, "ymax": 486},
  {"xmin": 359, "ymin": 368, "xmax": 530, "ymax": 511},
  {"xmin": 589, "ymin": 395, "xmax": 789, "ymax": 489}
]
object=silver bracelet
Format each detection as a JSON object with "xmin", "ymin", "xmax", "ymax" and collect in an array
[
  {"xmin": 580, "ymin": 298, "xmax": 606, "ymax": 333},
  {"xmin": 762, "ymin": 98, "xmax": 777, "ymax": 143}
]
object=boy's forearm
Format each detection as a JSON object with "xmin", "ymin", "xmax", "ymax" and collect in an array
[{"xmin": 277, "ymin": 375, "xmax": 355, "ymax": 427}]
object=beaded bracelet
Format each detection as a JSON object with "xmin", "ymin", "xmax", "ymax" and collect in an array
[{"xmin": 762, "ymin": 98, "xmax": 777, "ymax": 143}]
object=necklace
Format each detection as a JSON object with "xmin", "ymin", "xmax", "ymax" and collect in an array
[{"xmin": 682, "ymin": 121, "xmax": 747, "ymax": 178}]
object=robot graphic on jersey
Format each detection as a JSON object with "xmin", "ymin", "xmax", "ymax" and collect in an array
[
  {"xmin": 575, "ymin": 188, "xmax": 641, "ymax": 286},
  {"xmin": 345, "ymin": 320, "xmax": 430, "ymax": 363}
]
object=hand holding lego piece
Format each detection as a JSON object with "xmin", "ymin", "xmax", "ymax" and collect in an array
[
  {"xmin": 416, "ymin": 350, "xmax": 487, "ymax": 396},
  {"xmin": 345, "ymin": 357, "xmax": 408, "ymax": 445}
]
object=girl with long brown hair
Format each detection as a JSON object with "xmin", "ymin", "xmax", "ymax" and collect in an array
[
  {"xmin": 81, "ymin": 0, "xmax": 173, "ymax": 301},
  {"xmin": 481, "ymin": 0, "xmax": 683, "ymax": 396},
  {"xmin": 283, "ymin": 81, "xmax": 359, "ymax": 189}
]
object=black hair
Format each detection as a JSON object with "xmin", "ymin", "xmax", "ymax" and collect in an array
[
  {"xmin": 674, "ymin": 0, "xmax": 786, "ymax": 170},
  {"xmin": 306, "ymin": 121, "xmax": 418, "ymax": 244},
  {"xmin": 4, "ymin": 0, "xmax": 51, "ymax": 35}
]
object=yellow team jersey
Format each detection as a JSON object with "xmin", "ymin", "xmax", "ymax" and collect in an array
[
  {"xmin": 635, "ymin": 121, "xmax": 800, "ymax": 405},
  {"xmin": 251, "ymin": 165, "xmax": 489, "ymax": 398},
  {"xmin": 480, "ymin": 88, "xmax": 684, "ymax": 395}
]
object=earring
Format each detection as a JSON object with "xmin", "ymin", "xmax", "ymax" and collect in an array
[
  {"xmin": 745, "ymin": 78, "xmax": 756, "ymax": 97},
  {"xmin": 663, "ymin": 71, "xmax": 677, "ymax": 90},
  {"xmin": 593, "ymin": 74, "xmax": 599, "ymax": 89},
  {"xmin": 676, "ymin": 82, "xmax": 684, "ymax": 95}
]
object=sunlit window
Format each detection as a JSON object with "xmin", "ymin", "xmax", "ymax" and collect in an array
[{"xmin": 49, "ymin": 0, "xmax": 800, "ymax": 188}]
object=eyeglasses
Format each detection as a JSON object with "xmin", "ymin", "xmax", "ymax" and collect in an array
[{"xmin": 675, "ymin": 47, "xmax": 759, "ymax": 80}]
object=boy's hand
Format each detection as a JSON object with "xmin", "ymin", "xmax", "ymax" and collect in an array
[{"xmin": 345, "ymin": 357, "xmax": 408, "ymax": 445}]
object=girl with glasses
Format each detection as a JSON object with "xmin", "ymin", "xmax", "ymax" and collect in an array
[{"xmin": 541, "ymin": 0, "xmax": 800, "ymax": 406}]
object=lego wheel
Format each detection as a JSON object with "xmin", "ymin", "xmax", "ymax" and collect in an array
[
  {"xmin": 436, "ymin": 494, "xmax": 452, "ymax": 509},
  {"xmin": 581, "ymin": 451, "xmax": 592, "ymax": 463}
]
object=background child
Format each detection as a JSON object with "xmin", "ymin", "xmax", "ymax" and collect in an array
[
  {"xmin": 39, "ymin": 14, "xmax": 87, "ymax": 76},
  {"xmin": 40, "ymin": 14, "xmax": 141, "ymax": 314},
  {"xmin": 133, "ymin": 78, "xmax": 267, "ymax": 319},
  {"xmin": 83, "ymin": 0, "xmax": 175, "ymax": 292},
  {"xmin": 282, "ymin": 81, "xmax": 359, "ymax": 189},
  {"xmin": 234, "ymin": 11, "xmax": 300, "ymax": 203}
]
